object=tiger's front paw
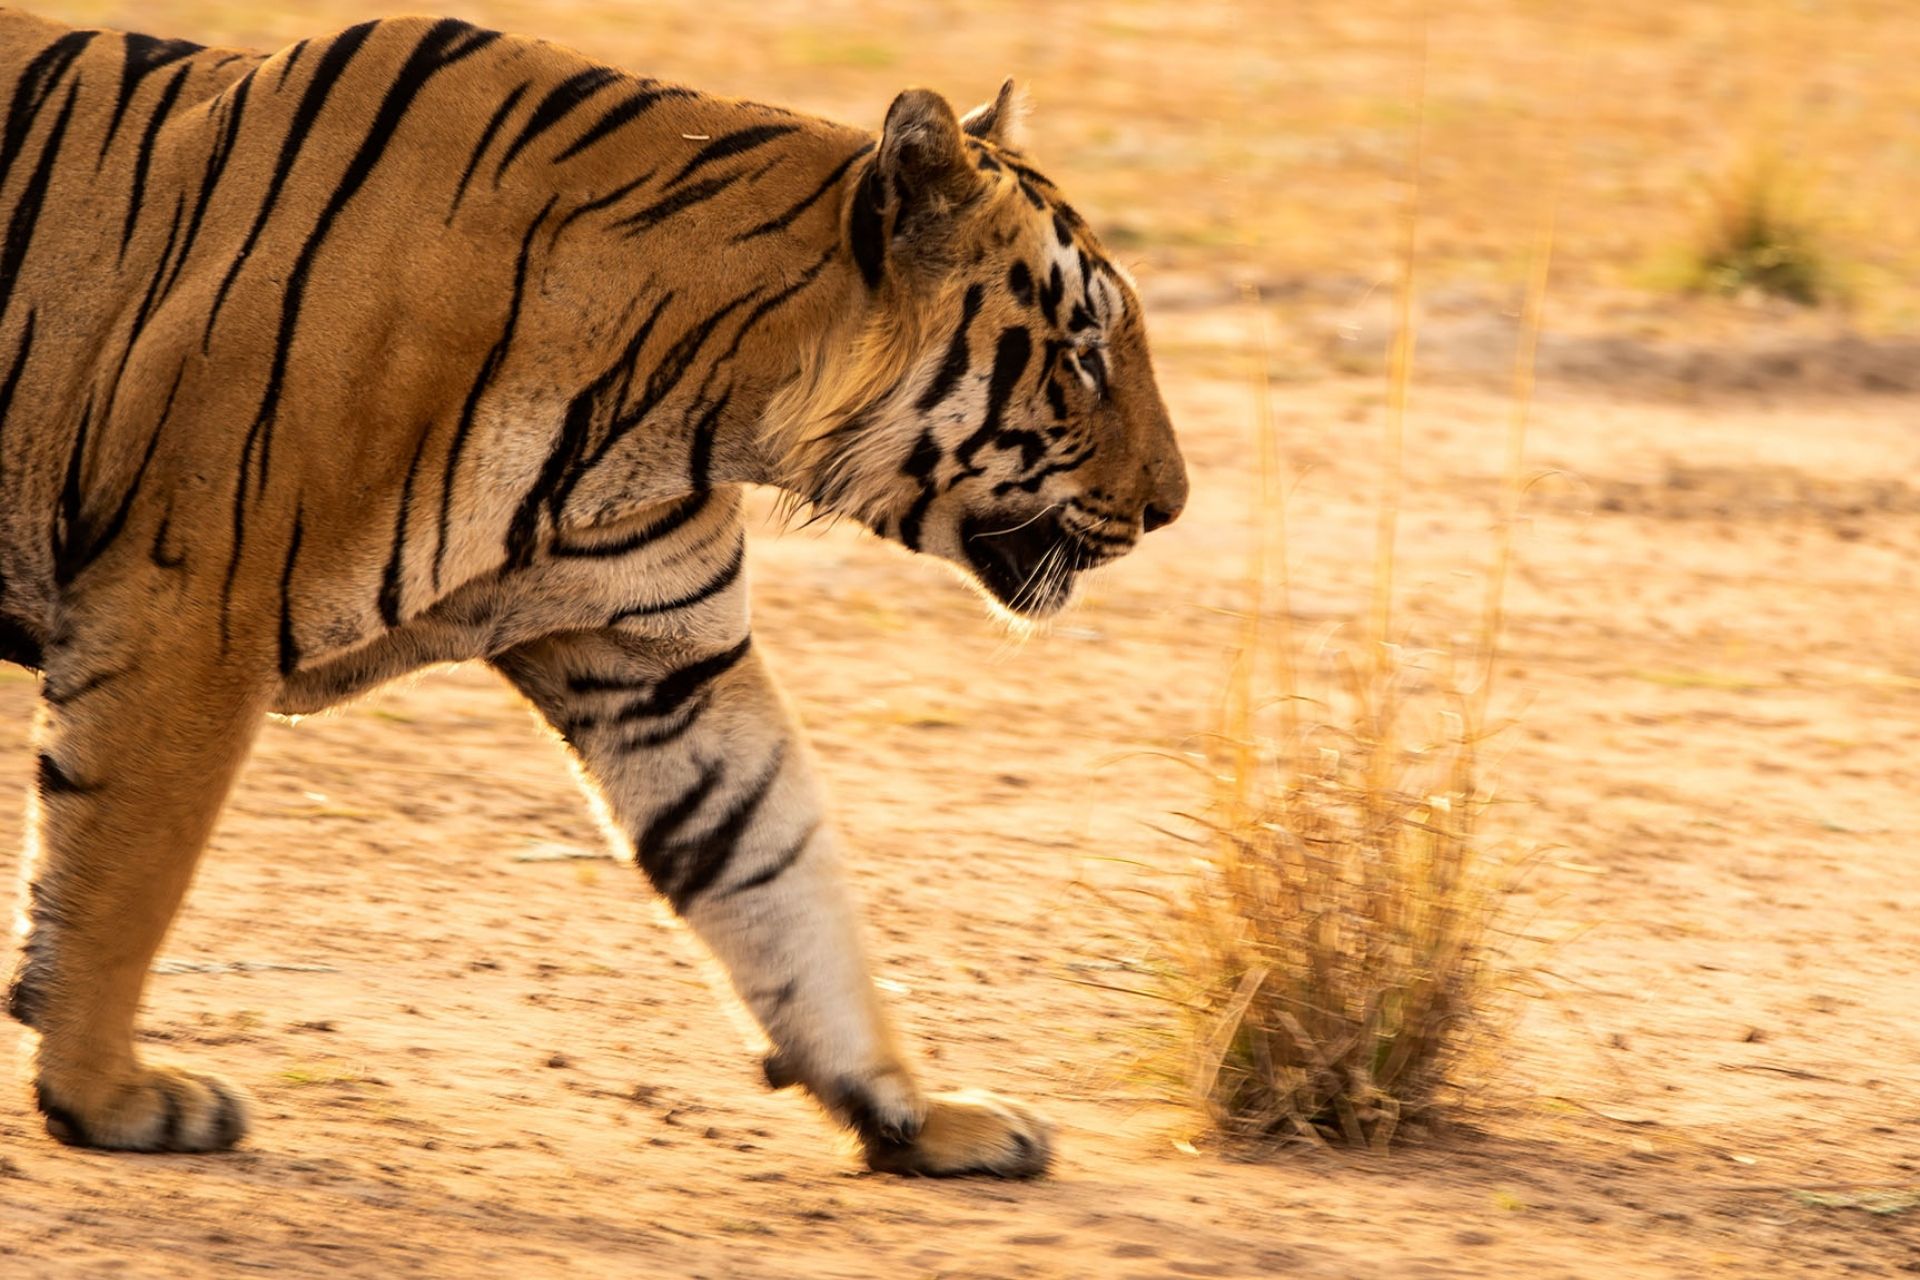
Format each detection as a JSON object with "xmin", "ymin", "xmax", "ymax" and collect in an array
[
  {"xmin": 861, "ymin": 1089, "xmax": 1052, "ymax": 1178},
  {"xmin": 33, "ymin": 1063, "xmax": 250, "ymax": 1153}
]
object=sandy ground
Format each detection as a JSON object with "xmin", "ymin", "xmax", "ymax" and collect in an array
[
  {"xmin": 6, "ymin": 0, "xmax": 1920, "ymax": 1273},
  {"xmin": 3, "ymin": 291, "xmax": 1917, "ymax": 1274}
]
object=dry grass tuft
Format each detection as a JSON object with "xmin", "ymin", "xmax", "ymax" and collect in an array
[
  {"xmin": 1689, "ymin": 150, "xmax": 1832, "ymax": 306},
  {"xmin": 1168, "ymin": 644, "xmax": 1500, "ymax": 1149},
  {"xmin": 1152, "ymin": 14, "xmax": 1546, "ymax": 1150}
]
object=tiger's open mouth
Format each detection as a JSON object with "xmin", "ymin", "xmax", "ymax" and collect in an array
[{"xmin": 959, "ymin": 511, "xmax": 1121, "ymax": 618}]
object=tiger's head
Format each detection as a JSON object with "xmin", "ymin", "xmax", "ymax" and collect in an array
[{"xmin": 774, "ymin": 83, "xmax": 1188, "ymax": 619}]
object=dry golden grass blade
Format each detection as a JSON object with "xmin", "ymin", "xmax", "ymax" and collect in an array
[{"xmin": 1150, "ymin": 1, "xmax": 1531, "ymax": 1154}]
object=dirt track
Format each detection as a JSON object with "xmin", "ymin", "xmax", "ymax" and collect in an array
[
  {"xmin": 4, "ymin": 304, "xmax": 1917, "ymax": 1273},
  {"xmin": 6, "ymin": 0, "xmax": 1920, "ymax": 1272}
]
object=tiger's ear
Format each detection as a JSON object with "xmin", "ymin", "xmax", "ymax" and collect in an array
[
  {"xmin": 877, "ymin": 88, "xmax": 976, "ymax": 211},
  {"xmin": 961, "ymin": 79, "xmax": 1025, "ymax": 149}
]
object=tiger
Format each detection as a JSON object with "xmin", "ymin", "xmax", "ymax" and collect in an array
[{"xmin": 0, "ymin": 9, "xmax": 1187, "ymax": 1176}]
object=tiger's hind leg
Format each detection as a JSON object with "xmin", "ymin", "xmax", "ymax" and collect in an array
[
  {"xmin": 496, "ymin": 625, "xmax": 1052, "ymax": 1177},
  {"xmin": 11, "ymin": 614, "xmax": 269, "ymax": 1152}
]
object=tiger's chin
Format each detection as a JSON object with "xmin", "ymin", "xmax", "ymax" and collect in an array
[{"xmin": 956, "ymin": 510, "xmax": 1101, "ymax": 621}]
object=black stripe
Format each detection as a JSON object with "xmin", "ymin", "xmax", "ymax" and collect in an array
[
  {"xmin": 62, "ymin": 362, "xmax": 183, "ymax": 583},
  {"xmin": 552, "ymin": 84, "xmax": 691, "ymax": 165},
  {"xmin": 503, "ymin": 292, "xmax": 674, "ymax": 569},
  {"xmin": 203, "ymin": 21, "xmax": 380, "ymax": 343},
  {"xmin": 0, "ymin": 31, "xmax": 95, "ymax": 192},
  {"xmin": 1008, "ymin": 260, "xmax": 1034, "ymax": 306},
  {"xmin": 915, "ymin": 283, "xmax": 984, "ymax": 411},
  {"xmin": 0, "ymin": 310, "xmax": 34, "ymax": 437},
  {"xmin": 36, "ymin": 752, "xmax": 93, "ymax": 795},
  {"xmin": 276, "ymin": 38, "xmax": 310, "ymax": 91},
  {"xmin": 666, "ymin": 123, "xmax": 798, "ymax": 188},
  {"xmin": 0, "ymin": 79, "xmax": 80, "ymax": 328},
  {"xmin": 448, "ymin": 78, "xmax": 528, "ymax": 221},
  {"xmin": 679, "ymin": 247, "xmax": 834, "ymax": 431},
  {"xmin": 727, "ymin": 248, "xmax": 834, "ymax": 358},
  {"xmin": 616, "ymin": 700, "xmax": 709, "ymax": 752},
  {"xmin": 162, "ymin": 68, "xmax": 255, "ymax": 300},
  {"xmin": 228, "ymin": 19, "xmax": 498, "ymax": 628},
  {"xmin": 117, "ymin": 62, "xmax": 192, "ymax": 262},
  {"xmin": 434, "ymin": 197, "xmax": 552, "ymax": 585},
  {"xmin": 898, "ymin": 427, "xmax": 942, "ymax": 551},
  {"xmin": 378, "ymin": 427, "xmax": 432, "ymax": 626},
  {"xmin": 992, "ymin": 443, "xmax": 1095, "ymax": 496},
  {"xmin": 609, "ymin": 538, "xmax": 745, "ymax": 623},
  {"xmin": 549, "ymin": 491, "xmax": 708, "ymax": 560},
  {"xmin": 612, "ymin": 171, "xmax": 745, "ymax": 236},
  {"xmin": 150, "ymin": 502, "xmax": 185, "ymax": 569},
  {"xmin": 51, "ymin": 393, "xmax": 92, "ymax": 583},
  {"xmin": 998, "ymin": 154, "xmax": 1058, "ymax": 195},
  {"xmin": 277, "ymin": 508, "xmax": 303, "ymax": 676},
  {"xmin": 848, "ymin": 163, "xmax": 887, "ymax": 288},
  {"xmin": 41, "ymin": 665, "xmax": 125, "ymax": 707},
  {"xmin": 997, "ymin": 428, "xmax": 1048, "ymax": 472},
  {"xmin": 723, "ymin": 822, "xmax": 817, "ymax": 898},
  {"xmin": 735, "ymin": 141, "xmax": 872, "ymax": 242},
  {"xmin": 955, "ymin": 326, "xmax": 1032, "ymax": 467},
  {"xmin": 551, "ymin": 167, "xmax": 656, "ymax": 242},
  {"xmin": 97, "ymin": 34, "xmax": 201, "ymax": 165},
  {"xmin": 1038, "ymin": 263, "xmax": 1063, "ymax": 328},
  {"xmin": 897, "ymin": 486, "xmax": 936, "ymax": 553},
  {"xmin": 150, "ymin": 502, "xmax": 184, "ymax": 568},
  {"xmin": 493, "ymin": 67, "xmax": 620, "ymax": 183},
  {"xmin": 0, "ymin": 312, "xmax": 32, "ymax": 590},
  {"xmin": 687, "ymin": 392, "xmax": 725, "ymax": 489},
  {"xmin": 666, "ymin": 746, "xmax": 785, "ymax": 911},
  {"xmin": 607, "ymin": 636, "xmax": 750, "ymax": 722},
  {"xmin": 550, "ymin": 287, "xmax": 760, "ymax": 520},
  {"xmin": 101, "ymin": 194, "xmax": 184, "ymax": 430},
  {"xmin": 634, "ymin": 762, "xmax": 724, "ymax": 892}
]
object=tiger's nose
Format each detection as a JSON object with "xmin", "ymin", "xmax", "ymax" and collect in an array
[{"xmin": 1142, "ymin": 464, "xmax": 1188, "ymax": 532}]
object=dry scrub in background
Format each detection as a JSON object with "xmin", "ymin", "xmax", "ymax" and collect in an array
[
  {"xmin": 1686, "ymin": 148, "xmax": 1833, "ymax": 306},
  {"xmin": 1152, "ymin": 24, "xmax": 1554, "ymax": 1147}
]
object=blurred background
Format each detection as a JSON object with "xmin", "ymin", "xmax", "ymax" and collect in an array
[{"xmin": 45, "ymin": 0, "xmax": 1920, "ymax": 367}]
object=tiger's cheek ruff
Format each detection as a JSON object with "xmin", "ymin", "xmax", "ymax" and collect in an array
[{"xmin": 775, "ymin": 130, "xmax": 1174, "ymax": 622}]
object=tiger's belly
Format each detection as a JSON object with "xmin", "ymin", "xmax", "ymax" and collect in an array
[{"xmin": 274, "ymin": 486, "xmax": 750, "ymax": 715}]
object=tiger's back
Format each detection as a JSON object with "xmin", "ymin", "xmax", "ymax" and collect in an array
[{"xmin": 0, "ymin": 10, "xmax": 865, "ymax": 674}]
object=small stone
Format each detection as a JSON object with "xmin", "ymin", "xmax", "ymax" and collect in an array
[{"xmin": 545, "ymin": 1052, "xmax": 571, "ymax": 1069}]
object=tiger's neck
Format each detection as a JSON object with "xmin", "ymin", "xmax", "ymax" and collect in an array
[{"xmin": 457, "ymin": 66, "xmax": 881, "ymax": 533}]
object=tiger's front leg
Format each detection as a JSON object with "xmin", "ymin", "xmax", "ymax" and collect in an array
[
  {"xmin": 11, "ymin": 609, "xmax": 269, "ymax": 1152},
  {"xmin": 495, "ymin": 626, "xmax": 1051, "ymax": 1177}
]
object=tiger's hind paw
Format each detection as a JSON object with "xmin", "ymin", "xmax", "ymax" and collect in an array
[
  {"xmin": 34, "ymin": 1064, "xmax": 250, "ymax": 1153},
  {"xmin": 861, "ymin": 1089, "xmax": 1052, "ymax": 1178}
]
